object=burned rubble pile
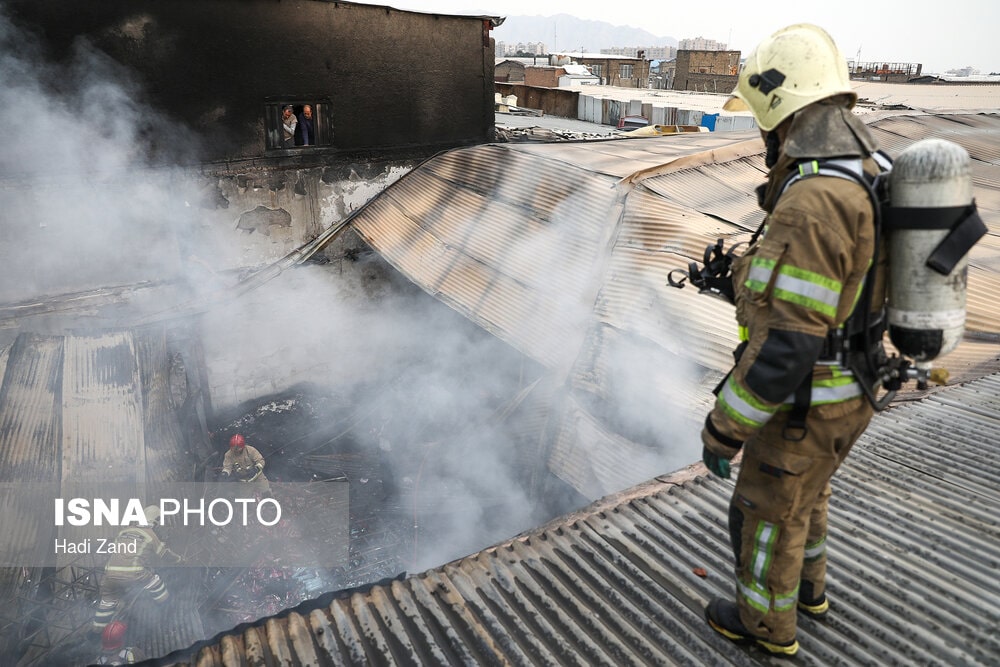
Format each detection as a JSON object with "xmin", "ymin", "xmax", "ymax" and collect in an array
[{"xmin": 194, "ymin": 383, "xmax": 410, "ymax": 631}]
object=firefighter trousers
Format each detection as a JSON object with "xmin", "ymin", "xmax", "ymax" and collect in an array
[
  {"xmin": 92, "ymin": 568, "xmax": 169, "ymax": 631},
  {"xmin": 728, "ymin": 397, "xmax": 873, "ymax": 644}
]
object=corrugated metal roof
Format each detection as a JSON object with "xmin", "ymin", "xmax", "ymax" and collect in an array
[
  {"xmin": 352, "ymin": 110, "xmax": 1000, "ymax": 502},
  {"xmin": 154, "ymin": 367, "xmax": 1000, "ymax": 667},
  {"xmin": 141, "ymin": 108, "xmax": 1000, "ymax": 666},
  {"xmin": 5, "ymin": 107, "xmax": 1000, "ymax": 665},
  {"xmin": 0, "ymin": 328, "xmax": 206, "ymax": 660},
  {"xmin": 851, "ymin": 82, "xmax": 1000, "ymax": 112}
]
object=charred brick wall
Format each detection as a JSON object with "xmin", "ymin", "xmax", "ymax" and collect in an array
[{"xmin": 6, "ymin": 0, "xmax": 497, "ymax": 162}]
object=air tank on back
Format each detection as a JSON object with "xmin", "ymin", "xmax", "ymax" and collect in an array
[{"xmin": 885, "ymin": 138, "xmax": 984, "ymax": 370}]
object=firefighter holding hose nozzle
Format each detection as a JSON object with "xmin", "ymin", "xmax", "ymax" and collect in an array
[
  {"xmin": 697, "ymin": 22, "xmax": 984, "ymax": 658},
  {"xmin": 221, "ymin": 433, "xmax": 272, "ymax": 496}
]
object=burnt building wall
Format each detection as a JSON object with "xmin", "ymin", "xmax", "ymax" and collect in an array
[
  {"xmin": 673, "ymin": 49, "xmax": 740, "ymax": 93},
  {"xmin": 5, "ymin": 0, "xmax": 498, "ymax": 162},
  {"xmin": 495, "ymin": 83, "xmax": 580, "ymax": 119}
]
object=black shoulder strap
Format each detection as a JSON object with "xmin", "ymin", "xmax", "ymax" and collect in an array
[{"xmin": 778, "ymin": 152, "xmax": 895, "ymax": 425}]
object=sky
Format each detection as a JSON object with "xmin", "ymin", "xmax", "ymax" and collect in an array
[{"xmin": 384, "ymin": 0, "xmax": 999, "ymax": 75}]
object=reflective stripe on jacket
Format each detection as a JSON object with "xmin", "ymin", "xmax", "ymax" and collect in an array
[{"xmin": 709, "ymin": 151, "xmax": 882, "ymax": 442}]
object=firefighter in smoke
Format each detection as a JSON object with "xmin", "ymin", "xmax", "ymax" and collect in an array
[
  {"xmin": 699, "ymin": 24, "xmax": 889, "ymax": 657},
  {"xmin": 94, "ymin": 620, "xmax": 144, "ymax": 664},
  {"xmin": 93, "ymin": 505, "xmax": 182, "ymax": 633},
  {"xmin": 221, "ymin": 433, "xmax": 272, "ymax": 495}
]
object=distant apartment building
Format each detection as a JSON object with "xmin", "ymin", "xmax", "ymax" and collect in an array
[
  {"xmin": 497, "ymin": 41, "xmax": 547, "ymax": 56},
  {"xmin": 645, "ymin": 46, "xmax": 676, "ymax": 60},
  {"xmin": 678, "ymin": 37, "xmax": 727, "ymax": 51},
  {"xmin": 601, "ymin": 46, "xmax": 676, "ymax": 60}
]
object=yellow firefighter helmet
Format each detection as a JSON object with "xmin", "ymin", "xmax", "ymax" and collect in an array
[
  {"xmin": 143, "ymin": 504, "xmax": 160, "ymax": 526},
  {"xmin": 724, "ymin": 23, "xmax": 856, "ymax": 131}
]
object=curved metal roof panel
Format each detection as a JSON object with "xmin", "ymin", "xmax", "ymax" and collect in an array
[{"xmin": 155, "ymin": 367, "xmax": 1000, "ymax": 666}]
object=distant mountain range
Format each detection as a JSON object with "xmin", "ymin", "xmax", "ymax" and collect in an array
[{"xmin": 492, "ymin": 13, "xmax": 677, "ymax": 52}]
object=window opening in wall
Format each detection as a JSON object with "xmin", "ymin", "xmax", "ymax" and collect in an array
[
  {"xmin": 265, "ymin": 100, "xmax": 332, "ymax": 150},
  {"xmin": 620, "ymin": 64, "xmax": 634, "ymax": 78}
]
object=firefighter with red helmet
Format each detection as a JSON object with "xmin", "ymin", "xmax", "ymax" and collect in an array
[
  {"xmin": 92, "ymin": 505, "xmax": 182, "ymax": 634},
  {"xmin": 222, "ymin": 433, "xmax": 272, "ymax": 495},
  {"xmin": 94, "ymin": 620, "xmax": 144, "ymax": 664}
]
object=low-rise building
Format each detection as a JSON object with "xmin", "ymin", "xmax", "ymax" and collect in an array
[
  {"xmin": 524, "ymin": 64, "xmax": 600, "ymax": 88},
  {"xmin": 672, "ymin": 49, "xmax": 741, "ymax": 93},
  {"xmin": 495, "ymin": 59, "xmax": 527, "ymax": 83},
  {"xmin": 551, "ymin": 52, "xmax": 651, "ymax": 88}
]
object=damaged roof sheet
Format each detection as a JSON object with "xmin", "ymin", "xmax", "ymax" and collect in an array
[
  {"xmin": 156, "ymin": 368, "xmax": 1000, "ymax": 666},
  {"xmin": 350, "ymin": 112, "xmax": 1000, "ymax": 368},
  {"xmin": 350, "ymin": 110, "xmax": 1000, "ymax": 501},
  {"xmin": 152, "ymin": 109, "xmax": 1000, "ymax": 666},
  {"xmin": 0, "ymin": 328, "xmax": 204, "ymax": 659}
]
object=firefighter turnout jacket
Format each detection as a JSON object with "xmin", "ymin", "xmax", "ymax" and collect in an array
[
  {"xmin": 93, "ymin": 526, "xmax": 181, "ymax": 631},
  {"xmin": 705, "ymin": 100, "xmax": 886, "ymax": 450},
  {"xmin": 223, "ymin": 445, "xmax": 266, "ymax": 481},
  {"xmin": 106, "ymin": 525, "xmax": 182, "ymax": 572}
]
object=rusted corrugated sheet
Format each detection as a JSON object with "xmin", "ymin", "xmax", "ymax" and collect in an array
[
  {"xmin": 0, "ymin": 333, "xmax": 63, "ymax": 483},
  {"xmin": 61, "ymin": 331, "xmax": 145, "ymax": 486},
  {"xmin": 155, "ymin": 368, "xmax": 1000, "ymax": 667},
  {"xmin": 510, "ymin": 131, "xmax": 760, "ymax": 178},
  {"xmin": 0, "ymin": 334, "xmax": 64, "ymax": 601},
  {"xmin": 637, "ymin": 156, "xmax": 766, "ymax": 228},
  {"xmin": 352, "ymin": 144, "xmax": 622, "ymax": 369},
  {"xmin": 0, "ymin": 327, "xmax": 205, "ymax": 658},
  {"xmin": 135, "ymin": 327, "xmax": 191, "ymax": 485},
  {"xmin": 349, "ymin": 110, "xmax": 1000, "ymax": 505},
  {"xmin": 873, "ymin": 113, "xmax": 1000, "ymax": 164}
]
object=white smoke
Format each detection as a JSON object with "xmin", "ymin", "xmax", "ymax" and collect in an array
[
  {"xmin": 0, "ymin": 7, "xmax": 202, "ymax": 307},
  {"xmin": 0, "ymin": 5, "xmax": 706, "ymax": 660}
]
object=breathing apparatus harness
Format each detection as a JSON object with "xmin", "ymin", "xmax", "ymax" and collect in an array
[
  {"xmin": 670, "ymin": 146, "xmax": 986, "ymax": 423},
  {"xmin": 781, "ymin": 152, "xmax": 896, "ymax": 414}
]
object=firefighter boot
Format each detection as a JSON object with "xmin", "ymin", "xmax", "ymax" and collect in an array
[
  {"xmin": 705, "ymin": 598, "xmax": 799, "ymax": 658},
  {"xmin": 798, "ymin": 581, "xmax": 830, "ymax": 620}
]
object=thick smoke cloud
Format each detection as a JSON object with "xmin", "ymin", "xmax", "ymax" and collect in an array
[
  {"xmin": 0, "ymin": 5, "xmax": 706, "ymax": 662},
  {"xmin": 198, "ymin": 258, "xmax": 551, "ymax": 573},
  {"xmin": 0, "ymin": 7, "xmax": 201, "ymax": 307}
]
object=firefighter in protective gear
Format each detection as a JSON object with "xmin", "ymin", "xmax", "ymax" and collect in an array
[
  {"xmin": 222, "ymin": 433, "xmax": 272, "ymax": 495},
  {"xmin": 92, "ymin": 505, "xmax": 182, "ymax": 633},
  {"xmin": 94, "ymin": 620, "xmax": 144, "ymax": 664},
  {"xmin": 702, "ymin": 24, "xmax": 886, "ymax": 657}
]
